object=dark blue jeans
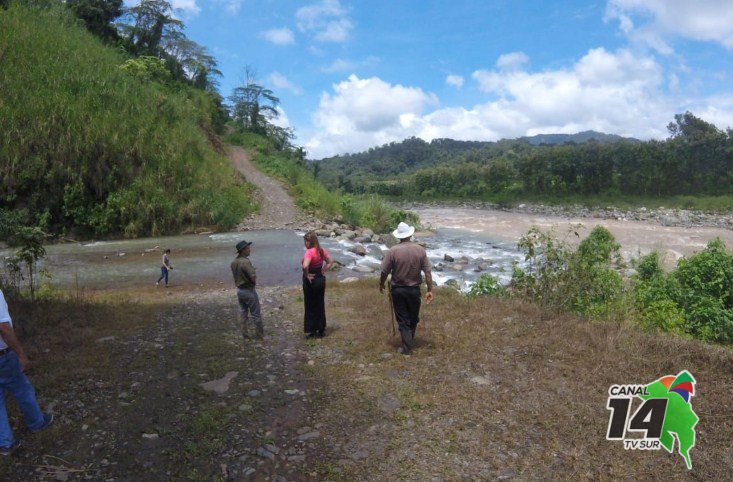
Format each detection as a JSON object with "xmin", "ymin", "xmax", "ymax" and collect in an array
[
  {"xmin": 157, "ymin": 267, "xmax": 169, "ymax": 286},
  {"xmin": 237, "ymin": 288, "xmax": 263, "ymax": 338},
  {"xmin": 0, "ymin": 351, "xmax": 45, "ymax": 447}
]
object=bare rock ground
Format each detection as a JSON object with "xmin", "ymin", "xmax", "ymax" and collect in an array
[
  {"xmin": 228, "ymin": 146, "xmax": 307, "ymax": 231},
  {"xmin": 1, "ymin": 287, "xmax": 341, "ymax": 481}
]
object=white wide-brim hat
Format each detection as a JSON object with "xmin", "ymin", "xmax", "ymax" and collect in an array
[{"xmin": 392, "ymin": 221, "xmax": 415, "ymax": 239}]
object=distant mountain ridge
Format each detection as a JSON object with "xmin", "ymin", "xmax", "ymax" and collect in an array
[{"xmin": 520, "ymin": 130, "xmax": 639, "ymax": 145}]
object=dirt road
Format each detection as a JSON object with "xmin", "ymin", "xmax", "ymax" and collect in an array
[{"xmin": 228, "ymin": 146, "xmax": 305, "ymax": 230}]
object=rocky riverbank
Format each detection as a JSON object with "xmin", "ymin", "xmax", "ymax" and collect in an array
[{"xmin": 396, "ymin": 201, "xmax": 733, "ymax": 231}]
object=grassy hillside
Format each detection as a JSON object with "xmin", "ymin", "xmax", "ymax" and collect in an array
[{"xmin": 0, "ymin": 3, "xmax": 253, "ymax": 238}]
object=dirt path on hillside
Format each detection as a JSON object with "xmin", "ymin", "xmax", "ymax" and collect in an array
[{"xmin": 228, "ymin": 146, "xmax": 305, "ymax": 230}]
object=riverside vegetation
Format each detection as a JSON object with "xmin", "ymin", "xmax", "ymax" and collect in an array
[{"xmin": 468, "ymin": 225, "xmax": 733, "ymax": 344}]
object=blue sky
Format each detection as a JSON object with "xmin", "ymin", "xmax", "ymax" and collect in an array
[{"xmin": 161, "ymin": 0, "xmax": 733, "ymax": 158}]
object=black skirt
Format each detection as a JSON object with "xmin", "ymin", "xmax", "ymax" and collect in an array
[{"xmin": 303, "ymin": 273, "xmax": 326, "ymax": 335}]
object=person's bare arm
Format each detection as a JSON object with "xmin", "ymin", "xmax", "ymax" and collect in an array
[
  {"xmin": 0, "ymin": 323, "xmax": 28, "ymax": 371},
  {"xmin": 323, "ymin": 254, "xmax": 334, "ymax": 273},
  {"xmin": 379, "ymin": 272, "xmax": 388, "ymax": 293},
  {"xmin": 424, "ymin": 272, "xmax": 434, "ymax": 304}
]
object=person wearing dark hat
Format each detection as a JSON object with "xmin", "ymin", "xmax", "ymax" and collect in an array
[
  {"xmin": 379, "ymin": 222, "xmax": 433, "ymax": 355},
  {"xmin": 231, "ymin": 240, "xmax": 263, "ymax": 339}
]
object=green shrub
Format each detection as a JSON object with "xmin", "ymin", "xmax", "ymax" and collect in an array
[
  {"xmin": 512, "ymin": 226, "xmax": 624, "ymax": 317},
  {"xmin": 633, "ymin": 251, "xmax": 664, "ymax": 281},
  {"xmin": 632, "ymin": 238, "xmax": 733, "ymax": 342},
  {"xmin": 468, "ymin": 274, "xmax": 508, "ymax": 298}
]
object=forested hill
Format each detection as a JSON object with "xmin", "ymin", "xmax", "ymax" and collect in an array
[
  {"xmin": 0, "ymin": 2, "xmax": 252, "ymax": 239},
  {"xmin": 314, "ymin": 131, "xmax": 637, "ymax": 191},
  {"xmin": 521, "ymin": 130, "xmax": 638, "ymax": 145},
  {"xmin": 314, "ymin": 114, "xmax": 733, "ymax": 205}
]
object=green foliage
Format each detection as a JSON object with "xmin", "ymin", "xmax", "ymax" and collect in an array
[
  {"xmin": 633, "ymin": 251, "xmax": 664, "ymax": 281},
  {"xmin": 467, "ymin": 274, "xmax": 507, "ymax": 298},
  {"xmin": 0, "ymin": 4, "xmax": 252, "ymax": 237},
  {"xmin": 633, "ymin": 238, "xmax": 733, "ymax": 342},
  {"xmin": 511, "ymin": 226, "xmax": 624, "ymax": 317},
  {"xmin": 229, "ymin": 78, "xmax": 281, "ymax": 136},
  {"xmin": 120, "ymin": 56, "xmax": 170, "ymax": 83},
  {"xmin": 0, "ymin": 211, "xmax": 47, "ymax": 298},
  {"xmin": 66, "ymin": 0, "xmax": 122, "ymax": 41}
]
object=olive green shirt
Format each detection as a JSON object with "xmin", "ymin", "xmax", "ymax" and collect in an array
[{"xmin": 231, "ymin": 255, "xmax": 256, "ymax": 289}]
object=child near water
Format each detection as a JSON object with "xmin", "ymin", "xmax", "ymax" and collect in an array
[{"xmin": 156, "ymin": 249, "xmax": 173, "ymax": 287}]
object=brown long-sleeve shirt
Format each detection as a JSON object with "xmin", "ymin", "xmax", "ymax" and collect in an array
[
  {"xmin": 231, "ymin": 255, "xmax": 256, "ymax": 289},
  {"xmin": 380, "ymin": 242, "xmax": 431, "ymax": 287}
]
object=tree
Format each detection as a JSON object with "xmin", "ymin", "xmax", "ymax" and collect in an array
[
  {"xmin": 229, "ymin": 70, "xmax": 280, "ymax": 135},
  {"xmin": 119, "ymin": 0, "xmax": 183, "ymax": 57},
  {"xmin": 162, "ymin": 31, "xmax": 222, "ymax": 89},
  {"xmin": 67, "ymin": 0, "xmax": 123, "ymax": 41}
]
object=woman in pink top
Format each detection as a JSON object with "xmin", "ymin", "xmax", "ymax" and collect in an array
[{"xmin": 302, "ymin": 231, "xmax": 334, "ymax": 338}]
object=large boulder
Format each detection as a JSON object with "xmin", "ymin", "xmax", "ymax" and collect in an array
[
  {"xmin": 350, "ymin": 244, "xmax": 367, "ymax": 256},
  {"xmin": 367, "ymin": 245, "xmax": 384, "ymax": 259},
  {"xmin": 381, "ymin": 234, "xmax": 399, "ymax": 248},
  {"xmin": 362, "ymin": 228, "xmax": 374, "ymax": 237},
  {"xmin": 353, "ymin": 236, "xmax": 371, "ymax": 244},
  {"xmin": 315, "ymin": 229, "xmax": 332, "ymax": 237},
  {"xmin": 444, "ymin": 254, "xmax": 455, "ymax": 262},
  {"xmin": 342, "ymin": 230, "xmax": 357, "ymax": 239},
  {"xmin": 445, "ymin": 279, "xmax": 460, "ymax": 288}
]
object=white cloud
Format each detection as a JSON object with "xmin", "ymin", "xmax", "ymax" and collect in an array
[
  {"xmin": 124, "ymin": 0, "xmax": 199, "ymax": 16},
  {"xmin": 445, "ymin": 74, "xmax": 464, "ymax": 88},
  {"xmin": 321, "ymin": 56, "xmax": 380, "ymax": 73},
  {"xmin": 305, "ymin": 49, "xmax": 680, "ymax": 158},
  {"xmin": 262, "ymin": 27, "xmax": 295, "ymax": 46},
  {"xmin": 214, "ymin": 0, "xmax": 245, "ymax": 14},
  {"xmin": 268, "ymin": 72, "xmax": 302, "ymax": 95},
  {"xmin": 296, "ymin": 0, "xmax": 352, "ymax": 43},
  {"xmin": 171, "ymin": 0, "xmax": 200, "ymax": 15},
  {"xmin": 271, "ymin": 107, "xmax": 291, "ymax": 129},
  {"xmin": 496, "ymin": 52, "xmax": 529, "ymax": 71},
  {"xmin": 606, "ymin": 0, "xmax": 733, "ymax": 51},
  {"xmin": 322, "ymin": 58, "xmax": 354, "ymax": 73},
  {"xmin": 305, "ymin": 75, "xmax": 438, "ymax": 156}
]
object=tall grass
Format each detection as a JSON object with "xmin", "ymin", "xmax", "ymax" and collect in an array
[{"xmin": 0, "ymin": 3, "xmax": 253, "ymax": 238}]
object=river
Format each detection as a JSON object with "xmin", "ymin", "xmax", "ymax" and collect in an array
[{"xmin": 4, "ymin": 206, "xmax": 730, "ymax": 292}]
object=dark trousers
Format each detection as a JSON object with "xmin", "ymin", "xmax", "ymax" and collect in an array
[
  {"xmin": 391, "ymin": 286, "xmax": 421, "ymax": 353},
  {"xmin": 157, "ymin": 267, "xmax": 169, "ymax": 285},
  {"xmin": 303, "ymin": 274, "xmax": 326, "ymax": 335}
]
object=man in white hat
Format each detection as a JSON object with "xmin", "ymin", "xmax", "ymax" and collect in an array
[{"xmin": 379, "ymin": 222, "xmax": 433, "ymax": 355}]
